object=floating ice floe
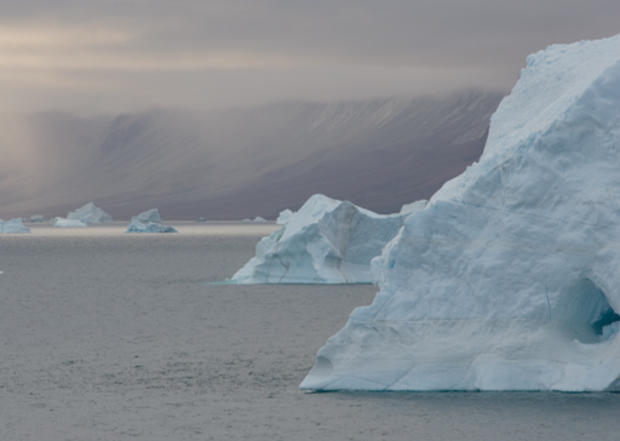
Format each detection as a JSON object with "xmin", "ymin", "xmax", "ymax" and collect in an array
[
  {"xmin": 301, "ymin": 34, "xmax": 620, "ymax": 392},
  {"xmin": 126, "ymin": 209, "xmax": 177, "ymax": 233},
  {"xmin": 0, "ymin": 218, "xmax": 30, "ymax": 233},
  {"xmin": 231, "ymin": 194, "xmax": 424, "ymax": 284},
  {"xmin": 67, "ymin": 202, "xmax": 113, "ymax": 225},
  {"xmin": 54, "ymin": 217, "xmax": 87, "ymax": 228}
]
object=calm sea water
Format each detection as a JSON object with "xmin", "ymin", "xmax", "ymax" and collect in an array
[{"xmin": 2, "ymin": 224, "xmax": 620, "ymax": 441}]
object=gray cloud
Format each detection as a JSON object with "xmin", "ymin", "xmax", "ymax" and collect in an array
[{"xmin": 1, "ymin": 0, "xmax": 619, "ymax": 112}]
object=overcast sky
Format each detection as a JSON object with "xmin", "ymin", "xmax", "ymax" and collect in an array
[{"xmin": 1, "ymin": 0, "xmax": 619, "ymax": 113}]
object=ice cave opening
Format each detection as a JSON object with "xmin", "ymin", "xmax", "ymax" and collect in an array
[{"xmin": 556, "ymin": 278, "xmax": 620, "ymax": 344}]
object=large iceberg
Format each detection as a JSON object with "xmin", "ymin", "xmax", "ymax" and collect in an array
[
  {"xmin": 67, "ymin": 202, "xmax": 113, "ymax": 224},
  {"xmin": 231, "ymin": 194, "xmax": 423, "ymax": 284},
  {"xmin": 301, "ymin": 34, "xmax": 620, "ymax": 391},
  {"xmin": 126, "ymin": 209, "xmax": 177, "ymax": 233},
  {"xmin": 0, "ymin": 218, "xmax": 30, "ymax": 233}
]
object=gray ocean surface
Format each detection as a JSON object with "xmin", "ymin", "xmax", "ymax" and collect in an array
[{"xmin": 2, "ymin": 223, "xmax": 620, "ymax": 441}]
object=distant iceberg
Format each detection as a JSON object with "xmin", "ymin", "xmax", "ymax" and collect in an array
[
  {"xmin": 0, "ymin": 218, "xmax": 30, "ymax": 233},
  {"xmin": 301, "ymin": 34, "xmax": 620, "ymax": 392},
  {"xmin": 127, "ymin": 221, "xmax": 177, "ymax": 233},
  {"xmin": 231, "ymin": 194, "xmax": 422, "ymax": 284},
  {"xmin": 54, "ymin": 217, "xmax": 87, "ymax": 228},
  {"xmin": 242, "ymin": 216, "xmax": 268, "ymax": 223},
  {"xmin": 29, "ymin": 215, "xmax": 46, "ymax": 223},
  {"xmin": 126, "ymin": 209, "xmax": 177, "ymax": 233},
  {"xmin": 131, "ymin": 208, "xmax": 162, "ymax": 224},
  {"xmin": 67, "ymin": 202, "xmax": 113, "ymax": 224}
]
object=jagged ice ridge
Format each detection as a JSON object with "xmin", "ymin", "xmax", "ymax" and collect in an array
[
  {"xmin": 126, "ymin": 209, "xmax": 177, "ymax": 233},
  {"xmin": 231, "ymin": 194, "xmax": 425, "ymax": 284}
]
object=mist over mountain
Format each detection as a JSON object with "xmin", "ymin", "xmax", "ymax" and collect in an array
[{"xmin": 0, "ymin": 90, "xmax": 503, "ymax": 219}]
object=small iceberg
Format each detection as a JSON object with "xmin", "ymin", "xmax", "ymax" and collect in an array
[
  {"xmin": 29, "ymin": 215, "xmax": 46, "ymax": 223},
  {"xmin": 127, "ymin": 222, "xmax": 177, "ymax": 233},
  {"xmin": 0, "ymin": 218, "xmax": 30, "ymax": 233},
  {"xmin": 126, "ymin": 209, "xmax": 177, "ymax": 233},
  {"xmin": 230, "ymin": 194, "xmax": 423, "ymax": 284},
  {"xmin": 54, "ymin": 217, "xmax": 87, "ymax": 228},
  {"xmin": 242, "ymin": 216, "xmax": 268, "ymax": 223},
  {"xmin": 67, "ymin": 202, "xmax": 113, "ymax": 225}
]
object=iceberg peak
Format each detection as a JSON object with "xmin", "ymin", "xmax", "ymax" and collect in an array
[
  {"xmin": 67, "ymin": 202, "xmax": 113, "ymax": 224},
  {"xmin": 131, "ymin": 208, "xmax": 162, "ymax": 224}
]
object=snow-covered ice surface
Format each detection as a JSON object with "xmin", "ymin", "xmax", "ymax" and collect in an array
[
  {"xmin": 0, "ymin": 218, "xmax": 30, "ymax": 233},
  {"xmin": 276, "ymin": 209, "xmax": 293, "ymax": 224},
  {"xmin": 127, "ymin": 209, "xmax": 177, "ymax": 233},
  {"xmin": 54, "ymin": 217, "xmax": 87, "ymax": 228},
  {"xmin": 231, "ymin": 194, "xmax": 418, "ymax": 284},
  {"xmin": 2, "ymin": 225, "xmax": 620, "ymax": 441},
  {"xmin": 301, "ymin": 34, "xmax": 620, "ymax": 392},
  {"xmin": 67, "ymin": 201, "xmax": 113, "ymax": 224},
  {"xmin": 399, "ymin": 199, "xmax": 427, "ymax": 213}
]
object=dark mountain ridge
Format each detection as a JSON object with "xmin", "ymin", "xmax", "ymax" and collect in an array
[{"xmin": 0, "ymin": 90, "xmax": 503, "ymax": 219}]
